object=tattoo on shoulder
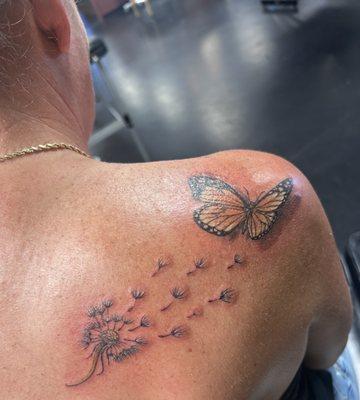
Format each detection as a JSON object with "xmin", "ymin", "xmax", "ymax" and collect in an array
[
  {"xmin": 188, "ymin": 175, "xmax": 293, "ymax": 240},
  {"xmin": 66, "ymin": 175, "xmax": 293, "ymax": 386},
  {"xmin": 67, "ymin": 257, "xmax": 239, "ymax": 387},
  {"xmin": 66, "ymin": 300, "xmax": 147, "ymax": 387},
  {"xmin": 67, "ymin": 250, "xmax": 247, "ymax": 387}
]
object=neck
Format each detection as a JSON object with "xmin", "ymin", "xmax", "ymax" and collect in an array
[{"xmin": 0, "ymin": 108, "xmax": 89, "ymax": 155}]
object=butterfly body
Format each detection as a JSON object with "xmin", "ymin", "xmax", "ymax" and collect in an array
[{"xmin": 189, "ymin": 176, "xmax": 293, "ymax": 240}]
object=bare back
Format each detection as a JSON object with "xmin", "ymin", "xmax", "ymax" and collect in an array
[{"xmin": 0, "ymin": 150, "xmax": 352, "ymax": 400}]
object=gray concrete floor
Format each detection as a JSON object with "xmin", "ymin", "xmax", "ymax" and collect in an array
[{"xmin": 86, "ymin": 0, "xmax": 360, "ymax": 251}]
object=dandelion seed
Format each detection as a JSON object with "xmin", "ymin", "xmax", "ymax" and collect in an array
[
  {"xmin": 219, "ymin": 288, "xmax": 236, "ymax": 303},
  {"xmin": 81, "ymin": 332, "xmax": 92, "ymax": 348},
  {"xmin": 131, "ymin": 289, "xmax": 145, "ymax": 300},
  {"xmin": 128, "ymin": 315, "xmax": 151, "ymax": 332},
  {"xmin": 208, "ymin": 288, "xmax": 236, "ymax": 303},
  {"xmin": 171, "ymin": 287, "xmax": 186, "ymax": 300},
  {"xmin": 87, "ymin": 306, "xmax": 98, "ymax": 318},
  {"xmin": 111, "ymin": 314, "xmax": 123, "ymax": 329},
  {"xmin": 151, "ymin": 258, "xmax": 168, "ymax": 277},
  {"xmin": 158, "ymin": 325, "xmax": 187, "ymax": 338},
  {"xmin": 161, "ymin": 287, "xmax": 187, "ymax": 311},
  {"xmin": 86, "ymin": 321, "xmax": 101, "ymax": 331},
  {"xmin": 158, "ymin": 258, "xmax": 167, "ymax": 269},
  {"xmin": 187, "ymin": 258, "xmax": 206, "ymax": 275},
  {"xmin": 97, "ymin": 304, "xmax": 106, "ymax": 315},
  {"xmin": 112, "ymin": 314, "xmax": 122, "ymax": 323},
  {"xmin": 134, "ymin": 336, "xmax": 147, "ymax": 345},
  {"xmin": 112, "ymin": 353, "xmax": 122, "ymax": 362},
  {"xmin": 128, "ymin": 289, "xmax": 145, "ymax": 312},
  {"xmin": 117, "ymin": 316, "xmax": 133, "ymax": 331},
  {"xmin": 234, "ymin": 254, "xmax": 242, "ymax": 264},
  {"xmin": 140, "ymin": 315, "xmax": 151, "ymax": 327},
  {"xmin": 228, "ymin": 254, "xmax": 243, "ymax": 269},
  {"xmin": 81, "ymin": 337, "xmax": 91, "ymax": 349},
  {"xmin": 102, "ymin": 299, "xmax": 113, "ymax": 308},
  {"xmin": 113, "ymin": 346, "xmax": 139, "ymax": 362},
  {"xmin": 124, "ymin": 336, "xmax": 148, "ymax": 345},
  {"xmin": 123, "ymin": 346, "xmax": 139, "ymax": 357}
]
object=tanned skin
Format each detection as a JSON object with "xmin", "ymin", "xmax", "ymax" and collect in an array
[
  {"xmin": 0, "ymin": 149, "xmax": 352, "ymax": 400},
  {"xmin": 0, "ymin": 1, "xmax": 352, "ymax": 399}
]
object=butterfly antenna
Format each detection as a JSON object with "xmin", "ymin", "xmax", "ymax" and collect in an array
[{"xmin": 255, "ymin": 191, "xmax": 265, "ymax": 204}]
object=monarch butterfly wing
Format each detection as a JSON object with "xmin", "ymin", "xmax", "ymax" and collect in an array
[
  {"xmin": 189, "ymin": 175, "xmax": 247, "ymax": 207},
  {"xmin": 194, "ymin": 204, "xmax": 248, "ymax": 236},
  {"xmin": 189, "ymin": 175, "xmax": 249, "ymax": 236},
  {"xmin": 247, "ymin": 178, "xmax": 293, "ymax": 240},
  {"xmin": 247, "ymin": 209, "xmax": 278, "ymax": 240}
]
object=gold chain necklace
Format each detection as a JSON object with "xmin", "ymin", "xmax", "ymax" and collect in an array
[{"xmin": 0, "ymin": 143, "xmax": 91, "ymax": 163}]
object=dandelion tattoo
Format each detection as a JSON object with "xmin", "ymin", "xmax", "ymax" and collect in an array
[
  {"xmin": 187, "ymin": 258, "xmax": 207, "ymax": 275},
  {"xmin": 208, "ymin": 288, "xmax": 236, "ymax": 304},
  {"xmin": 158, "ymin": 325, "xmax": 187, "ymax": 338},
  {"xmin": 66, "ymin": 300, "xmax": 147, "ymax": 387},
  {"xmin": 227, "ymin": 254, "xmax": 243, "ymax": 269},
  {"xmin": 151, "ymin": 258, "xmax": 169, "ymax": 277},
  {"xmin": 161, "ymin": 287, "xmax": 187, "ymax": 311},
  {"xmin": 127, "ymin": 289, "xmax": 145, "ymax": 312},
  {"xmin": 128, "ymin": 315, "xmax": 151, "ymax": 332}
]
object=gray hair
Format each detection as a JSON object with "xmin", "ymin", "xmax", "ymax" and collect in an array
[
  {"xmin": 0, "ymin": 0, "xmax": 30, "ymax": 95},
  {"xmin": 0, "ymin": 0, "xmax": 16, "ymax": 46}
]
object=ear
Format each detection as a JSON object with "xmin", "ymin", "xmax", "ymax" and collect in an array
[{"xmin": 29, "ymin": 0, "xmax": 71, "ymax": 53}]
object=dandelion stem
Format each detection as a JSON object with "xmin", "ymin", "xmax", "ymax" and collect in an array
[
  {"xmin": 160, "ymin": 301, "xmax": 172, "ymax": 312},
  {"xmin": 158, "ymin": 333, "xmax": 171, "ymax": 338},
  {"xmin": 66, "ymin": 345, "xmax": 102, "ymax": 387},
  {"xmin": 106, "ymin": 348, "xmax": 111, "ymax": 365},
  {"xmin": 128, "ymin": 325, "xmax": 140, "ymax": 332},
  {"xmin": 208, "ymin": 298, "xmax": 218, "ymax": 303},
  {"xmin": 97, "ymin": 352, "xmax": 105, "ymax": 375}
]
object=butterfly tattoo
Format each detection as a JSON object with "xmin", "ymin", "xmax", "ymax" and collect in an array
[{"xmin": 189, "ymin": 175, "xmax": 293, "ymax": 240}]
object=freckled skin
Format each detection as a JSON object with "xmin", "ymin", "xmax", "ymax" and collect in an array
[{"xmin": 0, "ymin": 149, "xmax": 352, "ymax": 400}]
